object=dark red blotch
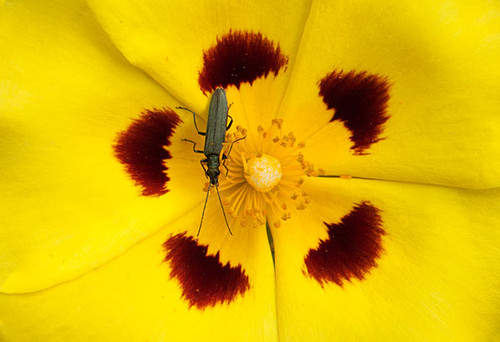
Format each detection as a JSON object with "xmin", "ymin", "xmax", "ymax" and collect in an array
[
  {"xmin": 198, "ymin": 30, "xmax": 288, "ymax": 94},
  {"xmin": 319, "ymin": 71, "xmax": 390, "ymax": 154},
  {"xmin": 304, "ymin": 202, "xmax": 385, "ymax": 287},
  {"xmin": 163, "ymin": 233, "xmax": 250, "ymax": 309},
  {"xmin": 114, "ymin": 108, "xmax": 181, "ymax": 197}
]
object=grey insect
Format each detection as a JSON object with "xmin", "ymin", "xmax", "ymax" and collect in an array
[{"xmin": 178, "ymin": 88, "xmax": 245, "ymax": 236}]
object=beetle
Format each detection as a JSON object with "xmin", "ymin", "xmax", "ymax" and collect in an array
[{"xmin": 177, "ymin": 88, "xmax": 245, "ymax": 236}]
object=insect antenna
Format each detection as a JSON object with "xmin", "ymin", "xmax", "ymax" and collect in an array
[
  {"xmin": 197, "ymin": 183, "xmax": 233, "ymax": 236},
  {"xmin": 197, "ymin": 183, "xmax": 211, "ymax": 237},
  {"xmin": 215, "ymin": 184, "xmax": 233, "ymax": 236}
]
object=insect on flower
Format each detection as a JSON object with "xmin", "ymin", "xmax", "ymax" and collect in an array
[{"xmin": 178, "ymin": 88, "xmax": 245, "ymax": 236}]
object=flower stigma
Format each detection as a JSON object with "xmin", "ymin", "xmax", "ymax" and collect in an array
[
  {"xmin": 216, "ymin": 119, "xmax": 325, "ymax": 229},
  {"xmin": 244, "ymin": 154, "xmax": 282, "ymax": 192}
]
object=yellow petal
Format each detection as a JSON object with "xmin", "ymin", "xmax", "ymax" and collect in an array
[
  {"xmin": 0, "ymin": 205, "xmax": 277, "ymax": 341},
  {"xmin": 0, "ymin": 0, "xmax": 201, "ymax": 292},
  {"xmin": 281, "ymin": 0, "xmax": 500, "ymax": 188},
  {"xmin": 87, "ymin": 0, "xmax": 311, "ymax": 113},
  {"xmin": 271, "ymin": 177, "xmax": 500, "ymax": 341}
]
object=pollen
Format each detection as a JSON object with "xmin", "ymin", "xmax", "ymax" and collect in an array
[
  {"xmin": 244, "ymin": 154, "xmax": 282, "ymax": 192},
  {"xmin": 218, "ymin": 119, "xmax": 321, "ymax": 228}
]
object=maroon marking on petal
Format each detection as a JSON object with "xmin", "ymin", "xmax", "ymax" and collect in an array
[
  {"xmin": 304, "ymin": 202, "xmax": 385, "ymax": 287},
  {"xmin": 198, "ymin": 30, "xmax": 289, "ymax": 94},
  {"xmin": 163, "ymin": 232, "xmax": 250, "ymax": 309},
  {"xmin": 318, "ymin": 71, "xmax": 390, "ymax": 154},
  {"xmin": 114, "ymin": 108, "xmax": 181, "ymax": 197}
]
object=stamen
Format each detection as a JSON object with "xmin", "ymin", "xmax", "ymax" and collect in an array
[{"xmin": 217, "ymin": 119, "xmax": 322, "ymax": 228}]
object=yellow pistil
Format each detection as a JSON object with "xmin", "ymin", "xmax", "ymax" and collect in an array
[
  {"xmin": 217, "ymin": 119, "xmax": 323, "ymax": 228},
  {"xmin": 244, "ymin": 154, "xmax": 282, "ymax": 192}
]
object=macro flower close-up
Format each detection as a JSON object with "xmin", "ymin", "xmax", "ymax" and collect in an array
[{"xmin": 2, "ymin": 0, "xmax": 500, "ymax": 341}]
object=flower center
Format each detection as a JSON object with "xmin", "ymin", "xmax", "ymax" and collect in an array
[
  {"xmin": 244, "ymin": 154, "xmax": 282, "ymax": 192},
  {"xmin": 218, "ymin": 119, "xmax": 324, "ymax": 228}
]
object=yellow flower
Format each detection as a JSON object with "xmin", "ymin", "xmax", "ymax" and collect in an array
[{"xmin": 1, "ymin": 0, "xmax": 500, "ymax": 341}]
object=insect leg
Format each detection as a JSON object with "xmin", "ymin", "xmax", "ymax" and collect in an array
[
  {"xmin": 200, "ymin": 159, "xmax": 208, "ymax": 177},
  {"xmin": 222, "ymin": 154, "xmax": 229, "ymax": 176},
  {"xmin": 226, "ymin": 114, "xmax": 233, "ymax": 130},
  {"xmin": 176, "ymin": 106, "xmax": 206, "ymax": 136},
  {"xmin": 181, "ymin": 139, "xmax": 204, "ymax": 153},
  {"xmin": 226, "ymin": 135, "xmax": 246, "ymax": 158},
  {"xmin": 221, "ymin": 135, "xmax": 247, "ymax": 176},
  {"xmin": 197, "ymin": 183, "xmax": 211, "ymax": 237}
]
